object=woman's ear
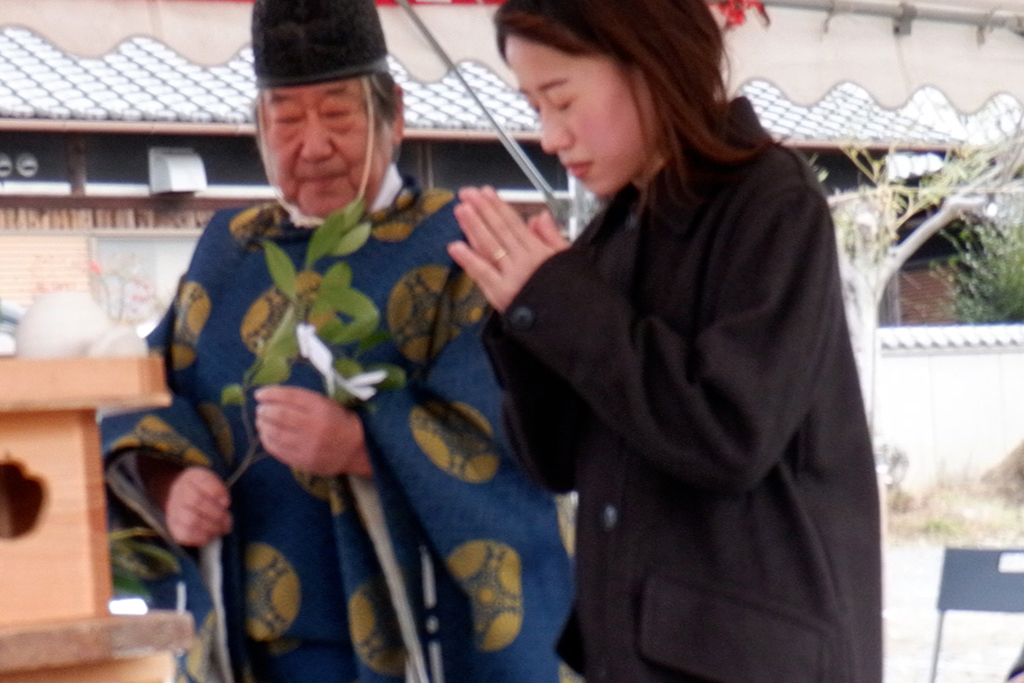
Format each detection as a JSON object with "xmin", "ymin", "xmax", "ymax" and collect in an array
[{"xmin": 627, "ymin": 67, "xmax": 667, "ymax": 177}]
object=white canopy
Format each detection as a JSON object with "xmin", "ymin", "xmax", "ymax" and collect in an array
[
  {"xmin": 726, "ymin": 0, "xmax": 1024, "ymax": 110},
  {"xmin": 2, "ymin": 0, "xmax": 1022, "ymax": 113}
]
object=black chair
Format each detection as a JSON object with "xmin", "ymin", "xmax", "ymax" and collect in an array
[{"xmin": 928, "ymin": 547, "xmax": 1024, "ymax": 683}]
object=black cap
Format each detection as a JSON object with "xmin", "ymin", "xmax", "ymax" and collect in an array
[{"xmin": 252, "ymin": 0, "xmax": 390, "ymax": 88}]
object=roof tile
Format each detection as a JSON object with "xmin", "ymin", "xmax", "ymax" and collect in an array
[{"xmin": 0, "ymin": 27, "xmax": 1019, "ymax": 142}]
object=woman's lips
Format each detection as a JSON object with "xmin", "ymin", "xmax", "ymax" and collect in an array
[{"xmin": 564, "ymin": 162, "xmax": 591, "ymax": 179}]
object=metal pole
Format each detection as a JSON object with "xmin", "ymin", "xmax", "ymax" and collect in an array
[{"xmin": 392, "ymin": 0, "xmax": 566, "ymax": 219}]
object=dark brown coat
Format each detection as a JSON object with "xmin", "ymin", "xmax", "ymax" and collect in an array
[{"xmin": 483, "ymin": 100, "xmax": 883, "ymax": 683}]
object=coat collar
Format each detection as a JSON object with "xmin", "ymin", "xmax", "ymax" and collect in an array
[
  {"xmin": 570, "ymin": 97, "xmax": 769, "ymax": 291},
  {"xmin": 577, "ymin": 96, "xmax": 770, "ymax": 243}
]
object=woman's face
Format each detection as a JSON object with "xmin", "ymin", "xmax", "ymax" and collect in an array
[{"xmin": 505, "ymin": 35, "xmax": 662, "ymax": 198}]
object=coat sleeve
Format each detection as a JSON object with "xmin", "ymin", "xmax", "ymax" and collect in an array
[
  {"xmin": 1009, "ymin": 644, "xmax": 1024, "ymax": 680},
  {"xmin": 483, "ymin": 314, "xmax": 581, "ymax": 493},
  {"xmin": 489, "ymin": 184, "xmax": 852, "ymax": 494}
]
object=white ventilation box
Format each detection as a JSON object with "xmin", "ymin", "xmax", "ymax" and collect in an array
[{"xmin": 148, "ymin": 147, "xmax": 208, "ymax": 194}]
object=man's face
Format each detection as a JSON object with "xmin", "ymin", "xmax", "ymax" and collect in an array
[{"xmin": 260, "ymin": 79, "xmax": 402, "ymax": 219}]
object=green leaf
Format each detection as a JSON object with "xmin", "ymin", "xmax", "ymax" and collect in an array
[
  {"xmin": 333, "ymin": 221, "xmax": 371, "ymax": 256},
  {"xmin": 333, "ymin": 356, "xmax": 363, "ymax": 377},
  {"xmin": 251, "ymin": 354, "xmax": 291, "ymax": 385},
  {"xmin": 306, "ymin": 213, "xmax": 349, "ymax": 269},
  {"xmin": 263, "ymin": 240, "xmax": 297, "ymax": 298},
  {"xmin": 317, "ymin": 317, "xmax": 348, "ymax": 345},
  {"xmin": 117, "ymin": 539, "xmax": 181, "ymax": 577},
  {"xmin": 318, "ymin": 262, "xmax": 354, "ymax": 301},
  {"xmin": 366, "ymin": 362, "xmax": 407, "ymax": 391},
  {"xmin": 221, "ymin": 384, "xmax": 245, "ymax": 406},
  {"xmin": 263, "ymin": 305, "xmax": 298, "ymax": 359},
  {"xmin": 336, "ymin": 197, "xmax": 366, "ymax": 229},
  {"xmin": 357, "ymin": 329, "xmax": 392, "ymax": 355},
  {"xmin": 331, "ymin": 287, "xmax": 379, "ymax": 322},
  {"xmin": 112, "ymin": 567, "xmax": 150, "ymax": 600},
  {"xmin": 310, "ymin": 199, "xmax": 366, "ymax": 267},
  {"xmin": 333, "ymin": 318, "xmax": 379, "ymax": 346}
]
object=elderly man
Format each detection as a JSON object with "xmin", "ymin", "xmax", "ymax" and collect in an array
[{"xmin": 101, "ymin": 0, "xmax": 573, "ymax": 682}]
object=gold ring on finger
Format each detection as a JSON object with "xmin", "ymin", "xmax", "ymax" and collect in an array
[{"xmin": 492, "ymin": 248, "xmax": 508, "ymax": 261}]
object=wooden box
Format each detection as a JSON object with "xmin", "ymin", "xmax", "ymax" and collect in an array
[
  {"xmin": 0, "ymin": 356, "xmax": 170, "ymax": 628},
  {"xmin": 0, "ymin": 611, "xmax": 193, "ymax": 683}
]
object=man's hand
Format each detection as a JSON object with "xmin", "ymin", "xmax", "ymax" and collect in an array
[
  {"xmin": 162, "ymin": 466, "xmax": 233, "ymax": 548},
  {"xmin": 254, "ymin": 385, "xmax": 372, "ymax": 477}
]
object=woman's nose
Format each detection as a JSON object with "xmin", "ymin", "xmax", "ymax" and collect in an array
[{"xmin": 539, "ymin": 116, "xmax": 571, "ymax": 154}]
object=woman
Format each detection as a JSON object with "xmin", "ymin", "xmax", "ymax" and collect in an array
[{"xmin": 447, "ymin": 0, "xmax": 883, "ymax": 681}]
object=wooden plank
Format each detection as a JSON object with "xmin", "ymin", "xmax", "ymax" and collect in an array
[
  {"xmin": 0, "ymin": 412, "xmax": 112, "ymax": 627},
  {"xmin": 0, "ymin": 652, "xmax": 175, "ymax": 683},
  {"xmin": 0, "ymin": 357, "xmax": 170, "ymax": 412},
  {"xmin": 0, "ymin": 612, "xmax": 193, "ymax": 674}
]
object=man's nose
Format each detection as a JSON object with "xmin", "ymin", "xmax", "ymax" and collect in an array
[{"xmin": 298, "ymin": 115, "xmax": 334, "ymax": 159}]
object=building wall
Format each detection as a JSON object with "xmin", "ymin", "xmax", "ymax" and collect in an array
[
  {"xmin": 874, "ymin": 344, "xmax": 1024, "ymax": 492},
  {"xmin": 893, "ymin": 264, "xmax": 958, "ymax": 325},
  {"xmin": 0, "ymin": 234, "xmax": 90, "ymax": 307}
]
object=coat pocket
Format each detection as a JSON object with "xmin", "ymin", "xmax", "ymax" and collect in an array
[{"xmin": 638, "ymin": 574, "xmax": 830, "ymax": 683}]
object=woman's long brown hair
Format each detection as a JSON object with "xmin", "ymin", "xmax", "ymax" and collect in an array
[{"xmin": 495, "ymin": 0, "xmax": 771, "ymax": 202}]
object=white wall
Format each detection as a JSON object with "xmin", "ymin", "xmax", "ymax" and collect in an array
[{"xmin": 873, "ymin": 344, "xmax": 1024, "ymax": 492}]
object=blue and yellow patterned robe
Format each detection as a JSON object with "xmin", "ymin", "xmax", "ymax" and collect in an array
[{"xmin": 102, "ymin": 179, "xmax": 575, "ymax": 683}]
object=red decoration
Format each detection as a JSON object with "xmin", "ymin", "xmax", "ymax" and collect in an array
[
  {"xmin": 710, "ymin": 0, "xmax": 770, "ymax": 28},
  {"xmin": 374, "ymin": 0, "xmax": 505, "ymax": 4},
  {"xmin": 152, "ymin": 0, "xmax": 505, "ymax": 3}
]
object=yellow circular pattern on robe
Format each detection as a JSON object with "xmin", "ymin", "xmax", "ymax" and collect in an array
[
  {"xmin": 245, "ymin": 543, "xmax": 301, "ymax": 641},
  {"xmin": 410, "ymin": 401, "xmax": 499, "ymax": 483},
  {"xmin": 180, "ymin": 611, "xmax": 217, "ymax": 683},
  {"xmin": 371, "ymin": 188, "xmax": 455, "ymax": 243},
  {"xmin": 387, "ymin": 266, "xmax": 486, "ymax": 363},
  {"xmin": 266, "ymin": 637, "xmax": 301, "ymax": 656},
  {"xmin": 422, "ymin": 188, "xmax": 456, "ymax": 214},
  {"xmin": 197, "ymin": 402, "xmax": 235, "ymax": 463},
  {"xmin": 348, "ymin": 576, "xmax": 405, "ymax": 676},
  {"xmin": 229, "ymin": 204, "xmax": 288, "ymax": 247},
  {"xmin": 372, "ymin": 219, "xmax": 416, "ymax": 243},
  {"xmin": 446, "ymin": 540, "xmax": 523, "ymax": 651},
  {"xmin": 111, "ymin": 415, "xmax": 211, "ymax": 467},
  {"xmin": 291, "ymin": 469, "xmax": 348, "ymax": 515},
  {"xmin": 171, "ymin": 281, "xmax": 211, "ymax": 371},
  {"xmin": 240, "ymin": 271, "xmax": 322, "ymax": 354}
]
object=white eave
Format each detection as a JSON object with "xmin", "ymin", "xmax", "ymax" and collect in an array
[
  {"xmin": 879, "ymin": 324, "xmax": 1024, "ymax": 351},
  {"xmin": 0, "ymin": 1, "xmax": 1021, "ymax": 146}
]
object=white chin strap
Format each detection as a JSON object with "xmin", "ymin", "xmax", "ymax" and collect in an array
[{"xmin": 256, "ymin": 76, "xmax": 377, "ymax": 228}]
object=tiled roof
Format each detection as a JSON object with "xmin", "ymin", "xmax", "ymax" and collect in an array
[
  {"xmin": 0, "ymin": 26, "xmax": 1021, "ymax": 145},
  {"xmin": 0, "ymin": 28, "xmax": 254, "ymax": 124},
  {"xmin": 878, "ymin": 324, "xmax": 1024, "ymax": 350},
  {"xmin": 745, "ymin": 80, "xmax": 1024, "ymax": 147}
]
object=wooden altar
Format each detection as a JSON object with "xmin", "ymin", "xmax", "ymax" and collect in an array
[{"xmin": 0, "ymin": 356, "xmax": 192, "ymax": 683}]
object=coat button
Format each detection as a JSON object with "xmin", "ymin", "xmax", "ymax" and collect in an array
[
  {"xmin": 601, "ymin": 504, "xmax": 618, "ymax": 530},
  {"xmin": 506, "ymin": 305, "xmax": 536, "ymax": 331}
]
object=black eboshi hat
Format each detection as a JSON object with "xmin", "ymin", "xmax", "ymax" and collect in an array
[{"xmin": 252, "ymin": 0, "xmax": 390, "ymax": 88}]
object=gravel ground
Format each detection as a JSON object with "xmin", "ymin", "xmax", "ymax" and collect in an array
[{"xmin": 885, "ymin": 542, "xmax": 1024, "ymax": 683}]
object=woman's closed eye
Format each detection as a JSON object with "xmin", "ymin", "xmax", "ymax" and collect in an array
[{"xmin": 549, "ymin": 98, "xmax": 572, "ymax": 112}]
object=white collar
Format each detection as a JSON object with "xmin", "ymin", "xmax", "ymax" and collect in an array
[
  {"xmin": 278, "ymin": 165, "xmax": 404, "ymax": 228},
  {"xmin": 370, "ymin": 165, "xmax": 403, "ymax": 213}
]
